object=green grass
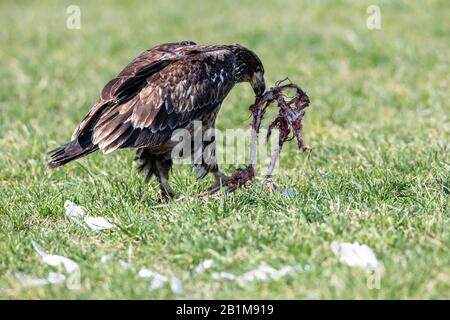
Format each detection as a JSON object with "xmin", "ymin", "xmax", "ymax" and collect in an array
[{"xmin": 0, "ymin": 0, "xmax": 449, "ymax": 299}]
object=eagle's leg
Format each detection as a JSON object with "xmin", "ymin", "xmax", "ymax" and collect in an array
[
  {"xmin": 135, "ymin": 149, "xmax": 177, "ymax": 198},
  {"xmin": 194, "ymin": 130, "xmax": 230, "ymax": 189},
  {"xmin": 154, "ymin": 158, "xmax": 177, "ymax": 198}
]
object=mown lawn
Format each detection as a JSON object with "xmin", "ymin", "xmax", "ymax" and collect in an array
[{"xmin": 0, "ymin": 0, "xmax": 448, "ymax": 299}]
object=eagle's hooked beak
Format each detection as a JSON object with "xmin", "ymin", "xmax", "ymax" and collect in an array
[{"xmin": 252, "ymin": 71, "xmax": 266, "ymax": 97}]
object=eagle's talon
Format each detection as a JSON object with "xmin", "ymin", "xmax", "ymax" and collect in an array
[
  {"xmin": 202, "ymin": 166, "xmax": 255, "ymax": 196},
  {"xmin": 159, "ymin": 190, "xmax": 179, "ymax": 200}
]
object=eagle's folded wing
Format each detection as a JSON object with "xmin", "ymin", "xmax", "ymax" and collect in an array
[{"xmin": 71, "ymin": 42, "xmax": 195, "ymax": 141}]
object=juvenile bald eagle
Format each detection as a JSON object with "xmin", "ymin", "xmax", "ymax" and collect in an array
[{"xmin": 47, "ymin": 41, "xmax": 266, "ymax": 197}]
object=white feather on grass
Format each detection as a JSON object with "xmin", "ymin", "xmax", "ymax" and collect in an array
[
  {"xmin": 211, "ymin": 263, "xmax": 300, "ymax": 285},
  {"xmin": 193, "ymin": 259, "xmax": 215, "ymax": 274},
  {"xmin": 138, "ymin": 268, "xmax": 167, "ymax": 291},
  {"xmin": 331, "ymin": 241, "xmax": 380, "ymax": 269},
  {"xmin": 169, "ymin": 274, "xmax": 183, "ymax": 295},
  {"xmin": 32, "ymin": 241, "xmax": 79, "ymax": 273},
  {"xmin": 64, "ymin": 200, "xmax": 114, "ymax": 232}
]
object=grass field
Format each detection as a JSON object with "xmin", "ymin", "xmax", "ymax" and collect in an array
[{"xmin": 0, "ymin": 0, "xmax": 449, "ymax": 299}]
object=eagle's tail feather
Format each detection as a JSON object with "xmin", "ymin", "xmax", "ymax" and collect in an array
[{"xmin": 47, "ymin": 140, "xmax": 98, "ymax": 169}]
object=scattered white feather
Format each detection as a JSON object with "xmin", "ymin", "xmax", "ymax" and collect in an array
[
  {"xmin": 46, "ymin": 272, "xmax": 67, "ymax": 284},
  {"xmin": 149, "ymin": 276, "xmax": 166, "ymax": 290},
  {"xmin": 169, "ymin": 275, "xmax": 183, "ymax": 295},
  {"xmin": 84, "ymin": 216, "xmax": 114, "ymax": 232},
  {"xmin": 138, "ymin": 268, "xmax": 153, "ymax": 278},
  {"xmin": 138, "ymin": 268, "xmax": 167, "ymax": 291},
  {"xmin": 237, "ymin": 264, "xmax": 298, "ymax": 284},
  {"xmin": 239, "ymin": 265, "xmax": 271, "ymax": 282},
  {"xmin": 193, "ymin": 259, "xmax": 215, "ymax": 273},
  {"xmin": 32, "ymin": 241, "xmax": 79, "ymax": 273},
  {"xmin": 64, "ymin": 200, "xmax": 114, "ymax": 232},
  {"xmin": 212, "ymin": 264, "xmax": 299, "ymax": 285},
  {"xmin": 100, "ymin": 253, "xmax": 114, "ymax": 263},
  {"xmin": 211, "ymin": 272, "xmax": 236, "ymax": 281},
  {"xmin": 138, "ymin": 268, "xmax": 183, "ymax": 294},
  {"xmin": 64, "ymin": 200, "xmax": 87, "ymax": 218},
  {"xmin": 138, "ymin": 268, "xmax": 165, "ymax": 280},
  {"xmin": 15, "ymin": 273, "xmax": 49, "ymax": 287},
  {"xmin": 331, "ymin": 241, "xmax": 379, "ymax": 269},
  {"xmin": 15, "ymin": 272, "xmax": 66, "ymax": 287},
  {"xmin": 274, "ymin": 266, "xmax": 298, "ymax": 278}
]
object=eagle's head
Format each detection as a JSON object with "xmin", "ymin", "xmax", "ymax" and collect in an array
[{"xmin": 232, "ymin": 45, "xmax": 266, "ymax": 97}]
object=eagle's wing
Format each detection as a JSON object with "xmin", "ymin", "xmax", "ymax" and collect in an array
[
  {"xmin": 73, "ymin": 44, "xmax": 237, "ymax": 154},
  {"xmin": 71, "ymin": 41, "xmax": 196, "ymax": 141}
]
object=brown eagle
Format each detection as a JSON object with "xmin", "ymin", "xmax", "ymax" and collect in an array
[{"xmin": 48, "ymin": 41, "xmax": 266, "ymax": 197}]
